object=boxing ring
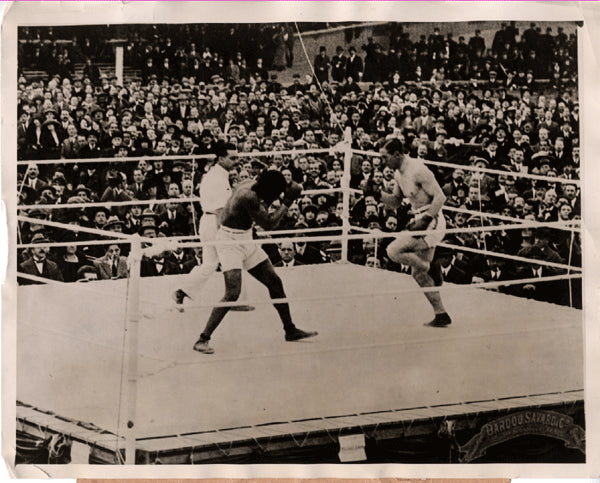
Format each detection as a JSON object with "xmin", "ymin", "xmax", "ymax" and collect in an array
[{"xmin": 15, "ymin": 142, "xmax": 584, "ymax": 464}]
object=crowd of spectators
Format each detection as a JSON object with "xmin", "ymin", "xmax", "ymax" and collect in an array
[{"xmin": 16, "ymin": 22, "xmax": 581, "ymax": 308}]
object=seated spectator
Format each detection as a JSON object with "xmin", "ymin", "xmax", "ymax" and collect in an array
[
  {"xmin": 94, "ymin": 243, "xmax": 129, "ymax": 280},
  {"xmin": 15, "ymin": 22, "xmax": 580, "ymax": 307},
  {"xmin": 182, "ymin": 246, "xmax": 203, "ymax": 274},
  {"xmin": 435, "ymin": 245, "xmax": 472, "ymax": 284},
  {"xmin": 274, "ymin": 241, "xmax": 305, "ymax": 267},
  {"xmin": 166, "ymin": 236, "xmax": 194, "ymax": 273},
  {"xmin": 76, "ymin": 264, "xmax": 100, "ymax": 282},
  {"xmin": 18, "ymin": 233, "xmax": 64, "ymax": 284},
  {"xmin": 56, "ymin": 241, "xmax": 86, "ymax": 283}
]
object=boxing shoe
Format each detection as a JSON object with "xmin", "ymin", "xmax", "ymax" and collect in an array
[
  {"xmin": 193, "ymin": 338, "xmax": 215, "ymax": 354},
  {"xmin": 425, "ymin": 312, "xmax": 452, "ymax": 327},
  {"xmin": 285, "ymin": 328, "xmax": 318, "ymax": 341}
]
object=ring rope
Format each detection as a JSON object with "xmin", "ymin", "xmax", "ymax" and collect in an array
[
  {"xmin": 442, "ymin": 205, "xmax": 558, "ymax": 225},
  {"xmin": 21, "ymin": 146, "xmax": 577, "ymax": 188},
  {"xmin": 17, "ymin": 239, "xmax": 136, "ymax": 249},
  {"xmin": 19, "ymin": 197, "xmax": 579, "ymax": 236},
  {"xmin": 140, "ymin": 219, "xmax": 580, "ymax": 245},
  {"xmin": 436, "ymin": 242, "xmax": 581, "ymax": 273},
  {"xmin": 18, "ymin": 220, "xmax": 582, "ymax": 273},
  {"xmin": 17, "ymin": 187, "xmax": 354, "ymax": 212},
  {"xmin": 17, "ymin": 268, "xmax": 582, "ymax": 311},
  {"xmin": 16, "ymin": 147, "xmax": 337, "ymax": 167},
  {"xmin": 352, "ymin": 148, "xmax": 581, "ymax": 186},
  {"xmin": 17, "ymin": 216, "xmax": 581, "ymax": 250},
  {"xmin": 12, "ymin": 226, "xmax": 377, "ymax": 249},
  {"xmin": 18, "ymin": 222, "xmax": 583, "ymax": 275},
  {"xmin": 257, "ymin": 225, "xmax": 373, "ymax": 237},
  {"xmin": 14, "ymin": 226, "xmax": 363, "ymax": 249},
  {"xmin": 17, "ymin": 215, "xmax": 135, "ymax": 240},
  {"xmin": 133, "ymin": 273, "xmax": 585, "ymax": 311},
  {"xmin": 357, "ymin": 225, "xmax": 581, "ymax": 273}
]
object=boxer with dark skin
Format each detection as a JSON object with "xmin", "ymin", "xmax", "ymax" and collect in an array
[{"xmin": 193, "ymin": 170, "xmax": 318, "ymax": 354}]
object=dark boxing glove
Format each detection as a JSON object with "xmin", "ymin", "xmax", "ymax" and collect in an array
[
  {"xmin": 406, "ymin": 213, "xmax": 433, "ymax": 231},
  {"xmin": 281, "ymin": 181, "xmax": 303, "ymax": 207}
]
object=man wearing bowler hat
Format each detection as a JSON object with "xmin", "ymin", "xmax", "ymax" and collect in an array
[{"xmin": 18, "ymin": 233, "xmax": 64, "ymax": 284}]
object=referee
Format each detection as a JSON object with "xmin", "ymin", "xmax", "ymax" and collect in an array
[{"xmin": 173, "ymin": 141, "xmax": 254, "ymax": 311}]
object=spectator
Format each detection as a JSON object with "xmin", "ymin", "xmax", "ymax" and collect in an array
[
  {"xmin": 93, "ymin": 243, "xmax": 129, "ymax": 280},
  {"xmin": 345, "ymin": 46, "xmax": 363, "ymax": 82},
  {"xmin": 274, "ymin": 241, "xmax": 304, "ymax": 267},
  {"xmin": 18, "ymin": 233, "xmax": 64, "ymax": 284},
  {"xmin": 56, "ymin": 239, "xmax": 87, "ymax": 283},
  {"xmin": 313, "ymin": 46, "xmax": 330, "ymax": 84},
  {"xmin": 15, "ymin": 22, "xmax": 580, "ymax": 309}
]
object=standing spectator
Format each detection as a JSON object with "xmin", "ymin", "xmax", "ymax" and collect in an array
[
  {"xmin": 345, "ymin": 46, "xmax": 363, "ymax": 82},
  {"xmin": 522, "ymin": 22, "xmax": 539, "ymax": 55},
  {"xmin": 82, "ymin": 57, "xmax": 100, "ymax": 84},
  {"xmin": 313, "ymin": 46, "xmax": 330, "ymax": 84},
  {"xmin": 331, "ymin": 46, "xmax": 347, "ymax": 83},
  {"xmin": 272, "ymin": 26, "xmax": 290, "ymax": 71},
  {"xmin": 468, "ymin": 29, "xmax": 486, "ymax": 59},
  {"xmin": 362, "ymin": 37, "xmax": 381, "ymax": 82}
]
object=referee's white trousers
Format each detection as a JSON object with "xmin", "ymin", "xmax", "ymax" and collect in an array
[{"xmin": 177, "ymin": 214, "xmax": 250, "ymax": 301}]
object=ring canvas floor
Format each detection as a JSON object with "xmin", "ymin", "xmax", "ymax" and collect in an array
[{"xmin": 17, "ymin": 263, "xmax": 583, "ymax": 440}]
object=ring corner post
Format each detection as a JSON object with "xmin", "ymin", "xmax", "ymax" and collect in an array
[
  {"xmin": 341, "ymin": 127, "xmax": 353, "ymax": 264},
  {"xmin": 124, "ymin": 235, "xmax": 142, "ymax": 464}
]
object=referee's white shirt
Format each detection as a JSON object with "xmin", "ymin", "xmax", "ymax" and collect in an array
[{"xmin": 200, "ymin": 164, "xmax": 231, "ymax": 213}]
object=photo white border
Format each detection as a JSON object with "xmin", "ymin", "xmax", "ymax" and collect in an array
[{"xmin": 2, "ymin": 1, "xmax": 599, "ymax": 478}]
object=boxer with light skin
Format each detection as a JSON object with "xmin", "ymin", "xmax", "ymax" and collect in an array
[{"xmin": 377, "ymin": 138, "xmax": 452, "ymax": 327}]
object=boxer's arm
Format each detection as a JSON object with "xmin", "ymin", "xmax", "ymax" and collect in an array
[
  {"xmin": 417, "ymin": 167, "xmax": 446, "ymax": 218},
  {"xmin": 379, "ymin": 179, "xmax": 402, "ymax": 210},
  {"xmin": 246, "ymin": 193, "xmax": 288, "ymax": 230}
]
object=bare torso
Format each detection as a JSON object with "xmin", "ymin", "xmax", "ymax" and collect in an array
[
  {"xmin": 394, "ymin": 157, "xmax": 434, "ymax": 211},
  {"xmin": 219, "ymin": 180, "xmax": 259, "ymax": 230}
]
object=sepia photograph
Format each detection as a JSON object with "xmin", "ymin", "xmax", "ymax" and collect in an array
[{"xmin": 2, "ymin": 1, "xmax": 599, "ymax": 478}]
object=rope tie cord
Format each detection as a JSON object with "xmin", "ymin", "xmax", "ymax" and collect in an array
[{"xmin": 352, "ymin": 148, "xmax": 581, "ymax": 186}]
